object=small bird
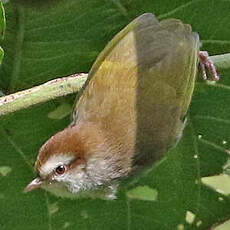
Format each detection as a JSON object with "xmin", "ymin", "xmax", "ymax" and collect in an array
[{"xmin": 24, "ymin": 13, "xmax": 217, "ymax": 199}]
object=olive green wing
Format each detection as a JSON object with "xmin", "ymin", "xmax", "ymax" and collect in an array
[
  {"xmin": 133, "ymin": 17, "xmax": 200, "ymax": 167},
  {"xmin": 72, "ymin": 13, "xmax": 158, "ymax": 155},
  {"xmin": 72, "ymin": 13, "xmax": 200, "ymax": 168}
]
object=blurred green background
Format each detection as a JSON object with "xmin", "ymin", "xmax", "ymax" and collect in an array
[{"xmin": 0, "ymin": 1, "xmax": 230, "ymax": 229}]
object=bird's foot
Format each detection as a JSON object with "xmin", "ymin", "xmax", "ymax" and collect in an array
[{"xmin": 199, "ymin": 51, "xmax": 219, "ymax": 81}]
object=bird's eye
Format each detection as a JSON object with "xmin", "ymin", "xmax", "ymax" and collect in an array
[{"xmin": 55, "ymin": 165, "xmax": 66, "ymax": 175}]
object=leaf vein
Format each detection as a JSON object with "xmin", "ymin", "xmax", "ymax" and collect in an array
[
  {"xmin": 198, "ymin": 138, "xmax": 227, "ymax": 153},
  {"xmin": 9, "ymin": 5, "xmax": 26, "ymax": 91},
  {"xmin": 109, "ymin": 0, "xmax": 128, "ymax": 17},
  {"xmin": 189, "ymin": 121, "xmax": 202, "ymax": 215},
  {"xmin": 158, "ymin": 0, "xmax": 199, "ymax": 19},
  {"xmin": 45, "ymin": 192, "xmax": 53, "ymax": 230},
  {"xmin": 202, "ymin": 40, "xmax": 230, "ymax": 45},
  {"xmin": 1, "ymin": 127, "xmax": 32, "ymax": 169},
  {"xmin": 193, "ymin": 115, "xmax": 230, "ymax": 124}
]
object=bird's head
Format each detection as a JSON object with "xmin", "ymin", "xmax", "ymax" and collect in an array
[{"xmin": 24, "ymin": 122, "xmax": 117, "ymax": 198}]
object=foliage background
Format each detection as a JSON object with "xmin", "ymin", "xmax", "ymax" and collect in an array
[{"xmin": 0, "ymin": 0, "xmax": 230, "ymax": 229}]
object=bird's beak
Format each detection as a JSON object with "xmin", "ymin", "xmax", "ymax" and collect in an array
[{"xmin": 23, "ymin": 177, "xmax": 43, "ymax": 193}]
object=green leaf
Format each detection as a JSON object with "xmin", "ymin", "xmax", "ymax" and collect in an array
[
  {"xmin": 47, "ymin": 102, "xmax": 72, "ymax": 120},
  {"xmin": 0, "ymin": 46, "xmax": 4, "ymax": 64},
  {"xmin": 201, "ymin": 175, "xmax": 230, "ymax": 196},
  {"xmin": 0, "ymin": 2, "xmax": 5, "ymax": 65},
  {"xmin": 0, "ymin": 165, "xmax": 12, "ymax": 176},
  {"xmin": 0, "ymin": 1, "xmax": 5, "ymax": 40},
  {"xmin": 126, "ymin": 186, "xmax": 158, "ymax": 201},
  {"xmin": 0, "ymin": 1, "xmax": 230, "ymax": 230},
  {"xmin": 213, "ymin": 219, "xmax": 230, "ymax": 230}
]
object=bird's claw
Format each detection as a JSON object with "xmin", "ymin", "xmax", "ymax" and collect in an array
[{"xmin": 199, "ymin": 51, "xmax": 219, "ymax": 81}]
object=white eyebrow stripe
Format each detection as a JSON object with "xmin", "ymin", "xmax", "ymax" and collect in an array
[{"xmin": 40, "ymin": 154, "xmax": 75, "ymax": 177}]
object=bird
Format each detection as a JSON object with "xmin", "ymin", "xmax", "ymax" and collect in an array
[{"xmin": 24, "ymin": 13, "xmax": 210, "ymax": 199}]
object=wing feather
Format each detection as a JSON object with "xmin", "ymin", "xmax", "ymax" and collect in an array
[{"xmin": 73, "ymin": 13, "xmax": 200, "ymax": 169}]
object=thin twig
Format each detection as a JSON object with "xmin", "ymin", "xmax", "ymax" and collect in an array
[{"xmin": 0, "ymin": 73, "xmax": 87, "ymax": 116}]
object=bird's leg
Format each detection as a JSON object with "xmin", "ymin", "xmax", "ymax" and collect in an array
[{"xmin": 199, "ymin": 51, "xmax": 219, "ymax": 81}]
